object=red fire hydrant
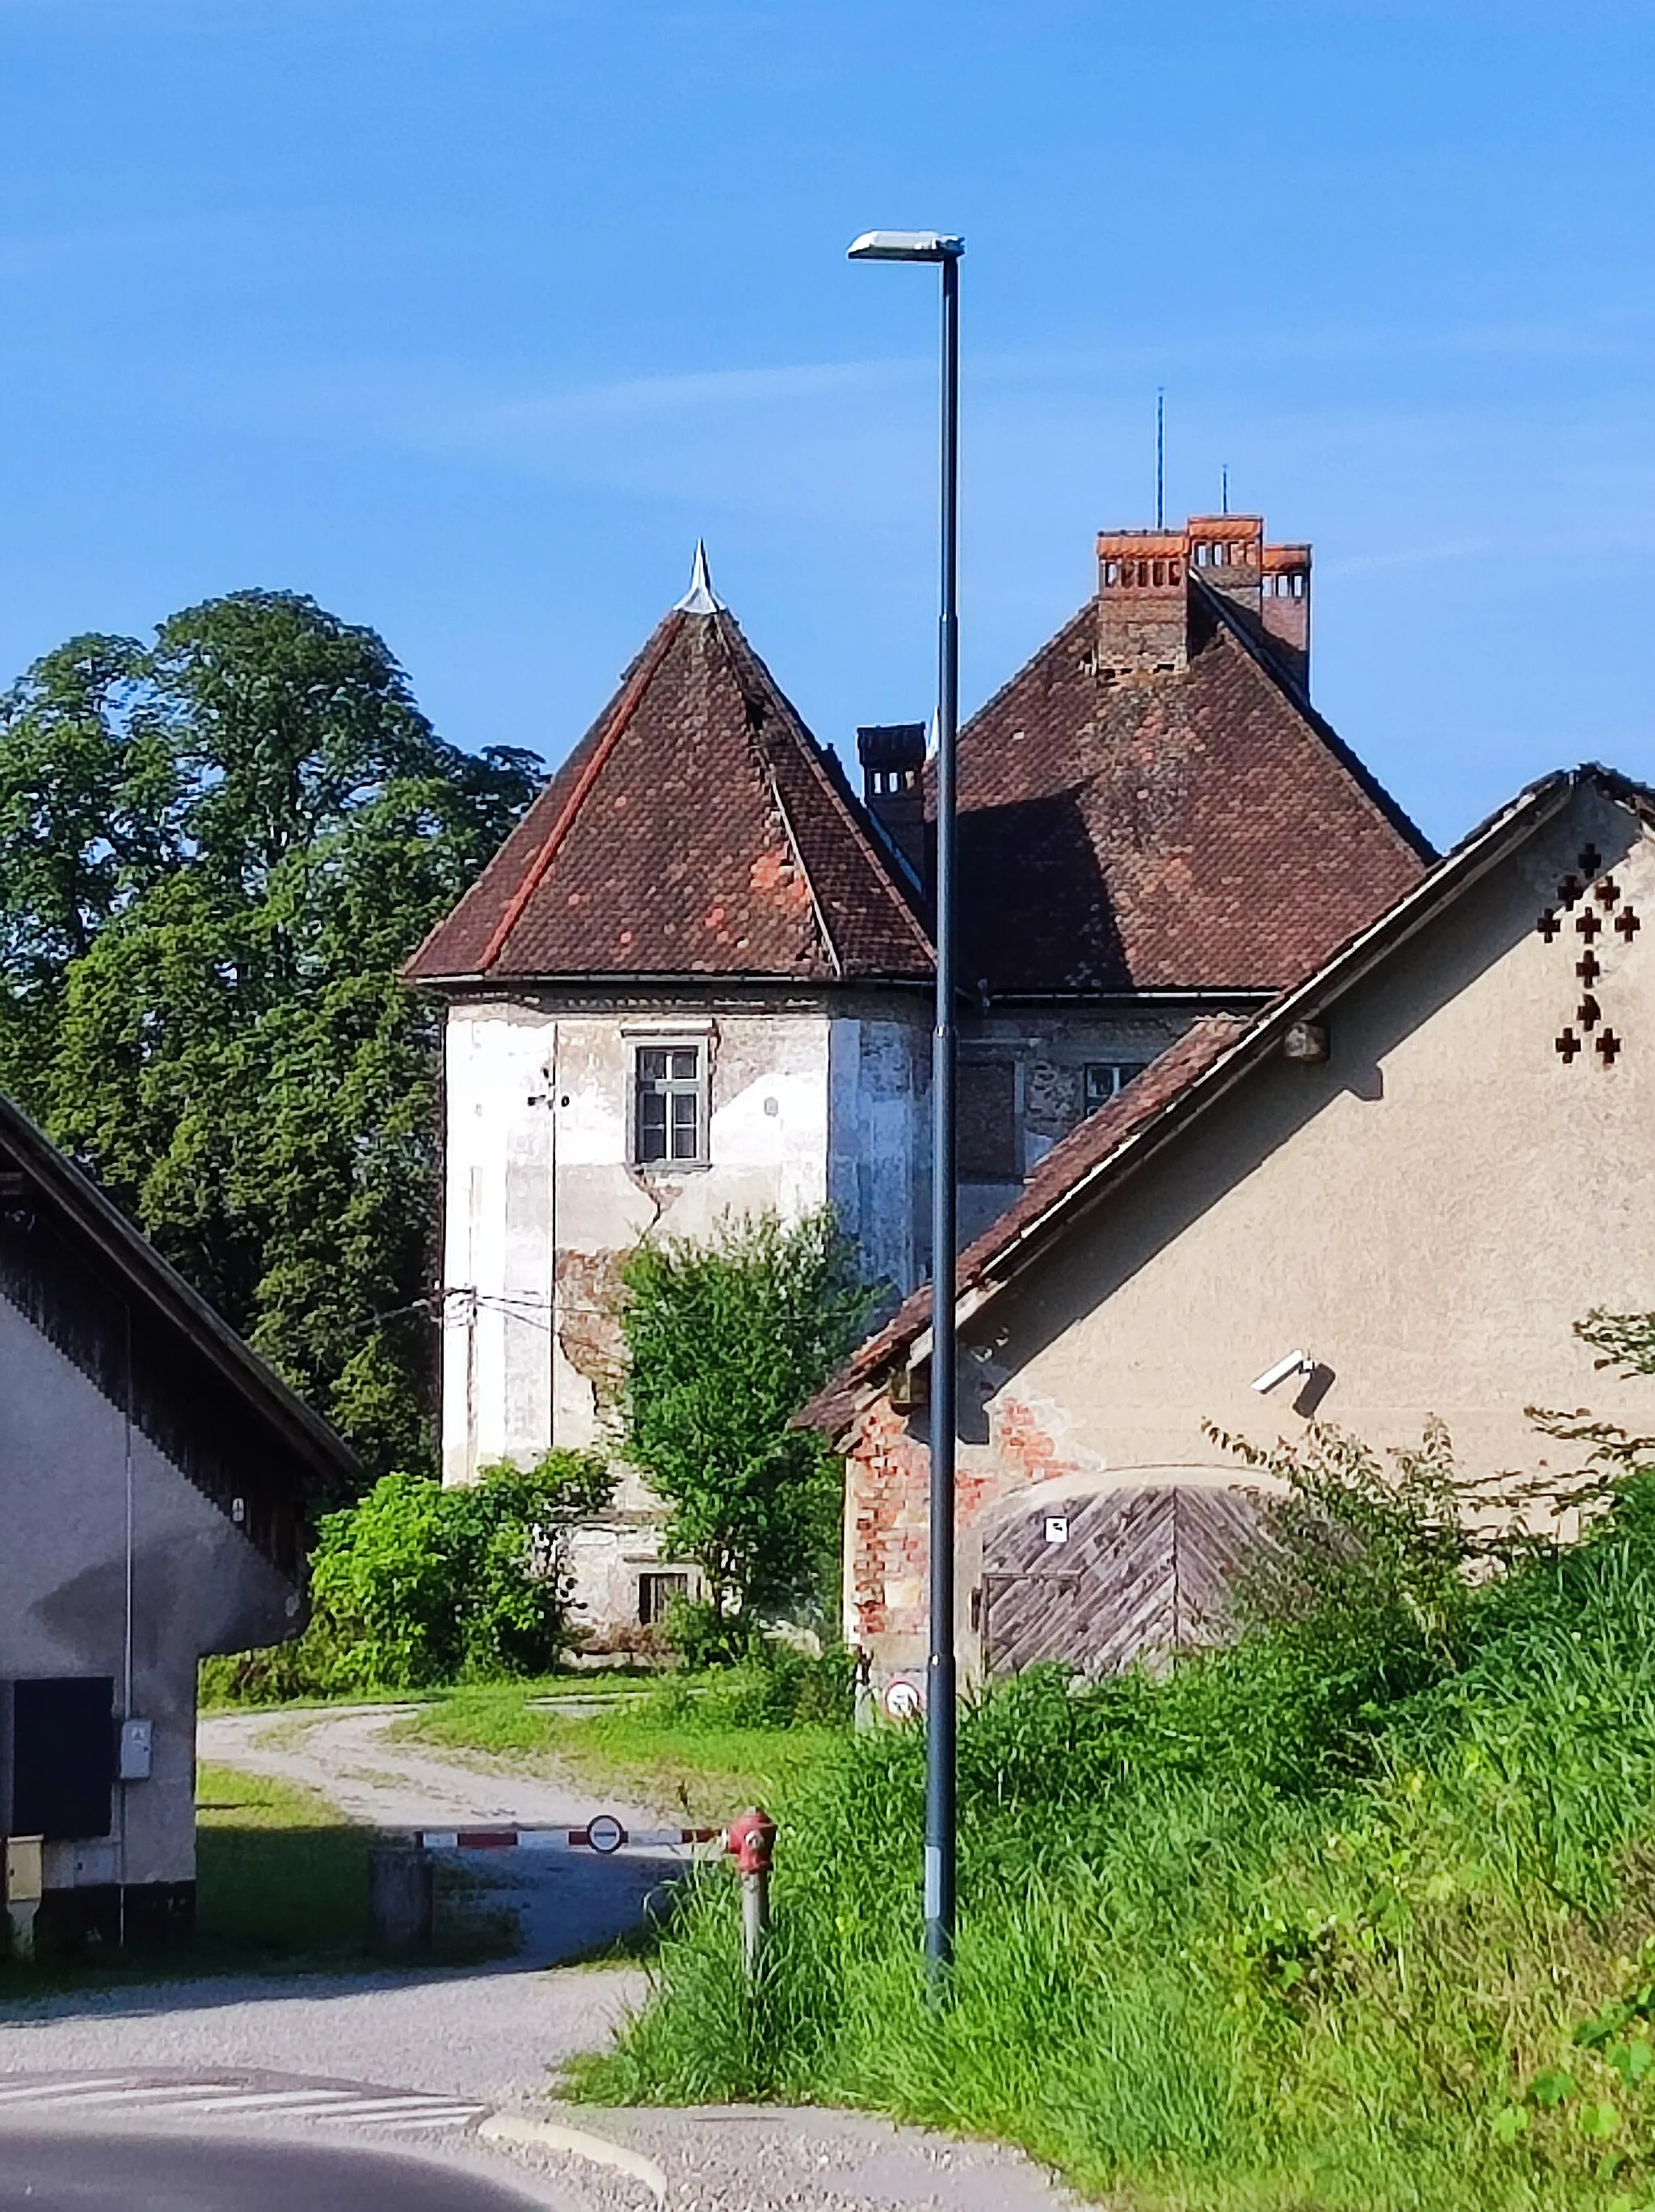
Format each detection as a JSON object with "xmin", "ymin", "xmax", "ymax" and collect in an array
[{"xmin": 726, "ymin": 1807, "xmax": 776, "ymax": 1976}]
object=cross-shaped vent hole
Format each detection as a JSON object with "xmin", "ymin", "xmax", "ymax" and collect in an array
[
  {"xmin": 1616, "ymin": 907, "xmax": 1642, "ymax": 942},
  {"xmin": 1577, "ymin": 908, "xmax": 1603, "ymax": 939},
  {"xmin": 1578, "ymin": 845, "xmax": 1602, "ymax": 876},
  {"xmin": 1538, "ymin": 911, "xmax": 1561, "ymax": 942},
  {"xmin": 1557, "ymin": 874, "xmax": 1584, "ymax": 908},
  {"xmin": 1598, "ymin": 1030, "xmax": 1623, "ymax": 1064},
  {"xmin": 1578, "ymin": 995, "xmax": 1602, "ymax": 1029},
  {"xmin": 1597, "ymin": 878, "xmax": 1622, "ymax": 907},
  {"xmin": 1578, "ymin": 950, "xmax": 1602, "ymax": 983},
  {"xmin": 1556, "ymin": 1027, "xmax": 1582, "ymax": 1063}
]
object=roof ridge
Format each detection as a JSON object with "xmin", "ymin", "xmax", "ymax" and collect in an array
[
  {"xmin": 708, "ymin": 614, "xmax": 846, "ymax": 979},
  {"xmin": 1189, "ymin": 574, "xmax": 1437, "ymax": 863},
  {"xmin": 714, "ymin": 613, "xmax": 935, "ymax": 966},
  {"xmin": 476, "ymin": 610, "xmax": 685, "ymax": 973}
]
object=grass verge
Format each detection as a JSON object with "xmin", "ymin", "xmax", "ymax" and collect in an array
[
  {"xmin": 396, "ymin": 1676, "xmax": 840, "ymax": 1823},
  {"xmin": 578, "ymin": 1476, "xmax": 1655, "ymax": 2212},
  {"xmin": 195, "ymin": 1760, "xmax": 377, "ymax": 1963}
]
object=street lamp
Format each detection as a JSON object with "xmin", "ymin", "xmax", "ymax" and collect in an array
[{"xmin": 848, "ymin": 225, "xmax": 965, "ymax": 1978}]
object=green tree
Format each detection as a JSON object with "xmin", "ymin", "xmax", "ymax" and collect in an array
[
  {"xmin": 0, "ymin": 591, "xmax": 538, "ymax": 1476},
  {"xmin": 617, "ymin": 1209, "xmax": 877, "ymax": 1637}
]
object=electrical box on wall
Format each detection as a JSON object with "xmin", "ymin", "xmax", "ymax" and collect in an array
[{"xmin": 118, "ymin": 1718, "xmax": 153, "ymax": 1782}]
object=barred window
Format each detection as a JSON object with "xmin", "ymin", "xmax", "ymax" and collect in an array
[{"xmin": 633, "ymin": 1043, "xmax": 706, "ymax": 1166}]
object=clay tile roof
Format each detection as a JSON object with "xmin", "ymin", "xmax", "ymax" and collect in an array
[
  {"xmin": 948, "ymin": 580, "xmax": 1434, "ymax": 997},
  {"xmin": 798, "ymin": 1013, "xmax": 1251, "ymax": 1436},
  {"xmin": 406, "ymin": 604, "xmax": 933, "ymax": 987}
]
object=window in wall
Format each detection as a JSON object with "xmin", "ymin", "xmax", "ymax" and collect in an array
[
  {"xmin": 633, "ymin": 1044, "xmax": 706, "ymax": 1166},
  {"xmin": 638, "ymin": 1571, "xmax": 691, "ymax": 1627},
  {"xmin": 958, "ymin": 1060, "xmax": 1018, "ymax": 1181},
  {"xmin": 1083, "ymin": 1061, "xmax": 1149, "ymax": 1116}
]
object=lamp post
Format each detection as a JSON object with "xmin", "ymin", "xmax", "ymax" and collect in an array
[{"xmin": 848, "ymin": 226, "xmax": 965, "ymax": 1977}]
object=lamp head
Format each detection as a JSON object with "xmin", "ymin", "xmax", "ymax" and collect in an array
[{"xmin": 848, "ymin": 229, "xmax": 965, "ymax": 263}]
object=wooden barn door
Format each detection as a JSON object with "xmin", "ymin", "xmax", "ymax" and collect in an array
[{"xmin": 979, "ymin": 1484, "xmax": 1266, "ymax": 1679}]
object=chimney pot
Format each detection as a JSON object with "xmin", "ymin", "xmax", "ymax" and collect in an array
[
  {"xmin": 857, "ymin": 723, "xmax": 927, "ymax": 874},
  {"xmin": 1096, "ymin": 513, "xmax": 1311, "ymax": 690}
]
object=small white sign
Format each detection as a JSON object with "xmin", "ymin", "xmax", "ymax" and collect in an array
[
  {"xmin": 884, "ymin": 1679, "xmax": 923, "ymax": 1720},
  {"xmin": 1044, "ymin": 1515, "xmax": 1070, "ymax": 1546},
  {"xmin": 585, "ymin": 1813, "xmax": 626, "ymax": 1855}
]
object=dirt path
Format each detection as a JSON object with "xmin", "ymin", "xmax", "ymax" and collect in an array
[{"xmin": 198, "ymin": 1704, "xmax": 679, "ymax": 1836}]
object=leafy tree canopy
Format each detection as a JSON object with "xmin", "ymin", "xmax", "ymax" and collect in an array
[
  {"xmin": 618, "ymin": 1208, "xmax": 878, "ymax": 1633},
  {"xmin": 0, "ymin": 591, "xmax": 539, "ymax": 1477}
]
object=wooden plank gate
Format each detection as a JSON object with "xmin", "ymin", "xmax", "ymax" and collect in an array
[{"xmin": 979, "ymin": 1483, "xmax": 1268, "ymax": 1679}]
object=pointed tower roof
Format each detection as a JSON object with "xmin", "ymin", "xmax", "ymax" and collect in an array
[{"xmin": 406, "ymin": 575, "xmax": 933, "ymax": 987}]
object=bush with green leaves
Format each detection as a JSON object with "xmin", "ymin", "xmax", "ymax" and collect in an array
[
  {"xmin": 204, "ymin": 1452, "xmax": 614, "ymax": 1700},
  {"xmin": 618, "ymin": 1208, "xmax": 877, "ymax": 1637},
  {"xmin": 310, "ymin": 1453, "xmax": 614, "ymax": 1686}
]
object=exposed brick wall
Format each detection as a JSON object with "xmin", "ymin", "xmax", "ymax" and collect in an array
[{"xmin": 844, "ymin": 1385, "xmax": 1084, "ymax": 1654}]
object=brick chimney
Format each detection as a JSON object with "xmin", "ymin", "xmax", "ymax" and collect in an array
[
  {"xmin": 1260, "ymin": 541, "xmax": 1311, "ymax": 692},
  {"xmin": 1097, "ymin": 513, "xmax": 1312, "ymax": 690},
  {"xmin": 857, "ymin": 723, "xmax": 927, "ymax": 874},
  {"xmin": 1096, "ymin": 531, "xmax": 1189, "ymax": 676}
]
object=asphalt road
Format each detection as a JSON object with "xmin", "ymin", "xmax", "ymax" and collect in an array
[{"xmin": 0, "ymin": 2126, "xmax": 558, "ymax": 2210}]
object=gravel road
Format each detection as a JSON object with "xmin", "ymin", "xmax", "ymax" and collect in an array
[
  {"xmin": 0, "ymin": 1705, "xmax": 1080, "ymax": 2212},
  {"xmin": 0, "ymin": 1966, "xmax": 644, "ymax": 2105},
  {"xmin": 198, "ymin": 1704, "xmax": 679, "ymax": 1835}
]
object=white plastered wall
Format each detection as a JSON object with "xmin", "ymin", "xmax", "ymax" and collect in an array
[{"xmin": 442, "ymin": 996, "xmax": 880, "ymax": 1485}]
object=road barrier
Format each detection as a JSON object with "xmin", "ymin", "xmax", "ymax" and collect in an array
[{"xmin": 408, "ymin": 1819, "xmax": 722, "ymax": 1853}]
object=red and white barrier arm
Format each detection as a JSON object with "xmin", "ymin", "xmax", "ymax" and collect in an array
[{"xmin": 412, "ymin": 1819, "xmax": 722, "ymax": 1855}]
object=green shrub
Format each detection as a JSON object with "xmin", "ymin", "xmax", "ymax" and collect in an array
[{"xmin": 205, "ymin": 1451, "xmax": 613, "ymax": 1701}]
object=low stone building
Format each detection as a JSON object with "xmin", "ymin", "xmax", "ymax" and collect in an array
[
  {"xmin": 0, "ymin": 1093, "xmax": 352, "ymax": 1944},
  {"xmin": 806, "ymin": 765, "xmax": 1655, "ymax": 1701}
]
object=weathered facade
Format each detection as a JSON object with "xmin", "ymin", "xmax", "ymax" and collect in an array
[
  {"xmin": 809, "ymin": 769, "xmax": 1655, "ymax": 1700},
  {"xmin": 406, "ymin": 555, "xmax": 936, "ymax": 1631},
  {"xmin": 411, "ymin": 521, "xmax": 1432, "ymax": 1642},
  {"xmin": 0, "ymin": 1095, "xmax": 352, "ymax": 1943}
]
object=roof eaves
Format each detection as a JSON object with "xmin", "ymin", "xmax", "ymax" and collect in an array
[{"xmin": 0, "ymin": 1094, "xmax": 358, "ymax": 1493}]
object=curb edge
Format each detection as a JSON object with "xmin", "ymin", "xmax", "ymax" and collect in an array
[{"xmin": 478, "ymin": 2112, "xmax": 669, "ymax": 2199}]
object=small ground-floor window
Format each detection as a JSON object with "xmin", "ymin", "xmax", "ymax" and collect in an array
[{"xmin": 638, "ymin": 1570, "xmax": 691, "ymax": 1626}]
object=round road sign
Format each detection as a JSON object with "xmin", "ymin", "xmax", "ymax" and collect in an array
[
  {"xmin": 586, "ymin": 1813, "xmax": 626, "ymax": 1855},
  {"xmin": 884, "ymin": 1679, "xmax": 922, "ymax": 1721}
]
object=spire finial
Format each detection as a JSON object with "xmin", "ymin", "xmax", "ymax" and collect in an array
[{"xmin": 675, "ymin": 539, "xmax": 725, "ymax": 615}]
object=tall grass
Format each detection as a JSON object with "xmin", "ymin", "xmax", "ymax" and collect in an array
[{"xmin": 583, "ymin": 1477, "xmax": 1655, "ymax": 2211}]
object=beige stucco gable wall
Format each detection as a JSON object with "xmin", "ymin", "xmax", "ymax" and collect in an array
[
  {"xmin": 847, "ymin": 781, "xmax": 1655, "ymax": 1688},
  {"xmin": 986, "ymin": 784, "xmax": 1655, "ymax": 1489}
]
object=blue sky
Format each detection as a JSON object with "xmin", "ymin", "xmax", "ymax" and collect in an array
[{"xmin": 1, "ymin": 1, "xmax": 1652, "ymax": 849}]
